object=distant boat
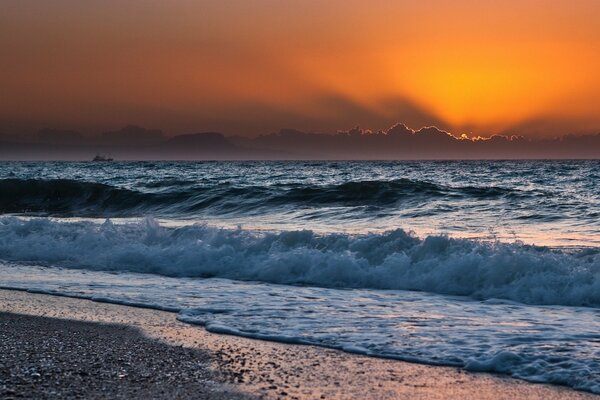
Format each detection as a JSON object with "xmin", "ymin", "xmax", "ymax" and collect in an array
[{"xmin": 92, "ymin": 154, "xmax": 114, "ymax": 162}]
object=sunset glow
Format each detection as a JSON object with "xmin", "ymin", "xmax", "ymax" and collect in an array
[{"xmin": 1, "ymin": 0, "xmax": 600, "ymax": 137}]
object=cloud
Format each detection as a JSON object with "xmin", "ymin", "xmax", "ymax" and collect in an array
[
  {"xmin": 498, "ymin": 115, "xmax": 600, "ymax": 138},
  {"xmin": 0, "ymin": 91, "xmax": 449, "ymax": 138},
  {"xmin": 176, "ymin": 93, "xmax": 450, "ymax": 138},
  {"xmin": 1, "ymin": 120, "xmax": 600, "ymax": 160}
]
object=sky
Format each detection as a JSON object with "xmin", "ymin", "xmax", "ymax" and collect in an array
[{"xmin": 1, "ymin": 0, "xmax": 600, "ymax": 138}]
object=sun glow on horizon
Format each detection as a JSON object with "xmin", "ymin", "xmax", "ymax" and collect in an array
[{"xmin": 1, "ymin": 0, "xmax": 599, "ymax": 137}]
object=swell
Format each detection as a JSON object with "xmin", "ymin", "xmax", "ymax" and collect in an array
[
  {"xmin": 0, "ymin": 178, "xmax": 528, "ymax": 217},
  {"xmin": 0, "ymin": 179, "xmax": 155, "ymax": 216},
  {"xmin": 0, "ymin": 217, "xmax": 598, "ymax": 307}
]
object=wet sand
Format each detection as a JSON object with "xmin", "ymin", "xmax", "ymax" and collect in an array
[{"xmin": 0, "ymin": 289, "xmax": 596, "ymax": 399}]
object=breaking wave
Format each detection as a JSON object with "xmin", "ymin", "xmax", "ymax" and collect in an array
[
  {"xmin": 0, "ymin": 178, "xmax": 529, "ymax": 217},
  {"xmin": 0, "ymin": 216, "xmax": 598, "ymax": 307}
]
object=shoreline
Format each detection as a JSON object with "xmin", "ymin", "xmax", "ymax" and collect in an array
[{"xmin": 0, "ymin": 289, "xmax": 596, "ymax": 399}]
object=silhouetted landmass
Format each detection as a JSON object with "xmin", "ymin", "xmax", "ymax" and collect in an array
[
  {"xmin": 99, "ymin": 125, "xmax": 164, "ymax": 146},
  {"xmin": 0, "ymin": 123, "xmax": 599, "ymax": 160},
  {"xmin": 165, "ymin": 132, "xmax": 235, "ymax": 150},
  {"xmin": 160, "ymin": 132, "xmax": 274, "ymax": 159},
  {"xmin": 230, "ymin": 124, "xmax": 600, "ymax": 159}
]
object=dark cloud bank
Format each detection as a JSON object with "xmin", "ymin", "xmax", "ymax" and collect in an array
[{"xmin": 1, "ymin": 124, "xmax": 599, "ymax": 160}]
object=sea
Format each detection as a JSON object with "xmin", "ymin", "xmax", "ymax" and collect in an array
[{"xmin": 0, "ymin": 160, "xmax": 599, "ymax": 393}]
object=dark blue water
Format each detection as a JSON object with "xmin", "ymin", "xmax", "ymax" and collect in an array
[{"xmin": 1, "ymin": 160, "xmax": 599, "ymax": 246}]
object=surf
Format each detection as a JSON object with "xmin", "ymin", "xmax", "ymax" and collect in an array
[{"xmin": 0, "ymin": 216, "xmax": 598, "ymax": 307}]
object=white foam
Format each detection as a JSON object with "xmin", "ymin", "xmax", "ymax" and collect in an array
[
  {"xmin": 2, "ymin": 263, "xmax": 600, "ymax": 394},
  {"xmin": 0, "ymin": 216, "xmax": 599, "ymax": 307}
]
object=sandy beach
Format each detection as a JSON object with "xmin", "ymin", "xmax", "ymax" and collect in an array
[
  {"xmin": 0, "ymin": 312, "xmax": 250, "ymax": 399},
  {"xmin": 0, "ymin": 289, "xmax": 595, "ymax": 399}
]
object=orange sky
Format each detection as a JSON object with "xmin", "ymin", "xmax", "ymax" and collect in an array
[{"xmin": 1, "ymin": 0, "xmax": 599, "ymax": 137}]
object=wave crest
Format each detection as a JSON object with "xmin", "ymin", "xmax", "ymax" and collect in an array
[
  {"xmin": 0, "ymin": 179, "xmax": 150, "ymax": 215},
  {"xmin": 0, "ymin": 178, "xmax": 527, "ymax": 217},
  {"xmin": 0, "ymin": 217, "xmax": 598, "ymax": 307}
]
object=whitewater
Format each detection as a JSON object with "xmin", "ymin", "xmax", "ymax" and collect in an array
[{"xmin": 1, "ymin": 161, "xmax": 599, "ymax": 393}]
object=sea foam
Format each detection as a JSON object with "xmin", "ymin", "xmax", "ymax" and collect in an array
[
  {"xmin": 2, "ymin": 263, "xmax": 600, "ymax": 394},
  {"xmin": 0, "ymin": 216, "xmax": 598, "ymax": 307}
]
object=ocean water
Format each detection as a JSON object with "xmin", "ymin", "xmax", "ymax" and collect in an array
[{"xmin": 1, "ymin": 161, "xmax": 599, "ymax": 392}]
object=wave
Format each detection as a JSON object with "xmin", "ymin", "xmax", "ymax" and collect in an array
[
  {"xmin": 0, "ymin": 179, "xmax": 154, "ymax": 216},
  {"xmin": 0, "ymin": 178, "xmax": 528, "ymax": 217},
  {"xmin": 0, "ymin": 217, "xmax": 598, "ymax": 307}
]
